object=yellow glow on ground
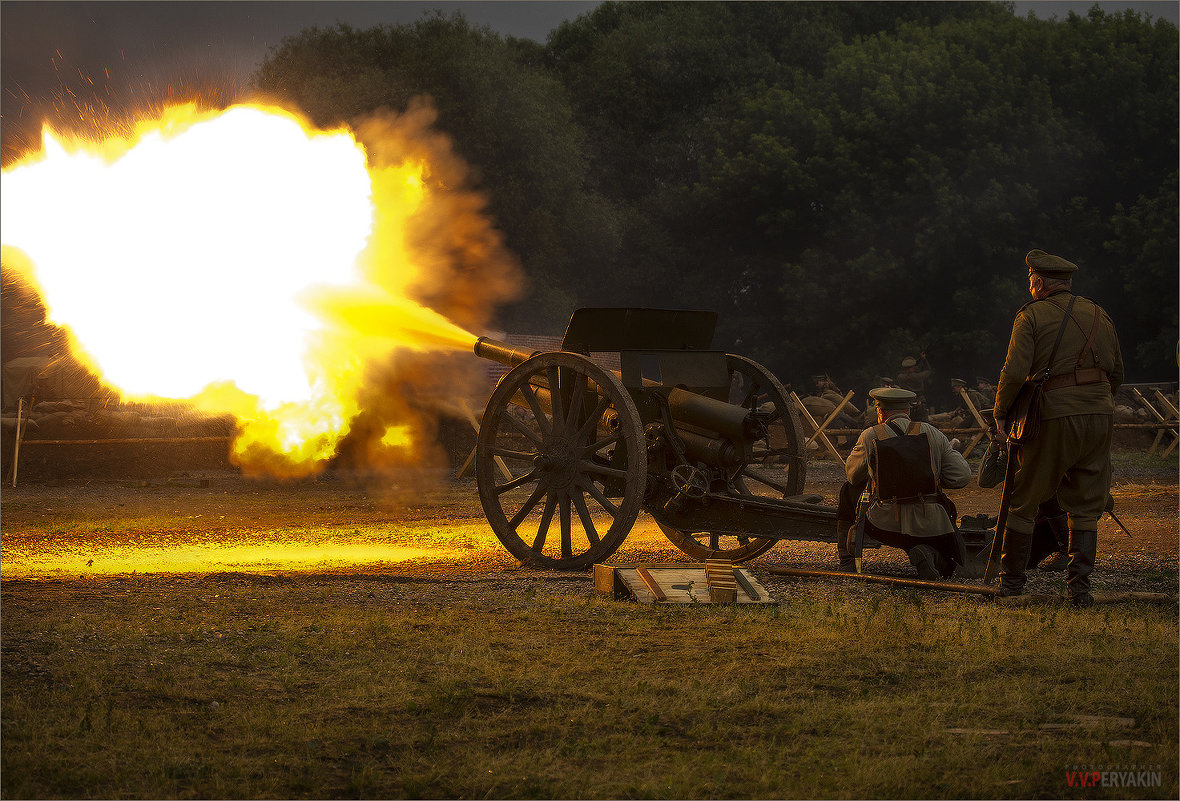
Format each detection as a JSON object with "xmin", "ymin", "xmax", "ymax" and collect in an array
[{"xmin": 0, "ymin": 539, "xmax": 467, "ymax": 579}]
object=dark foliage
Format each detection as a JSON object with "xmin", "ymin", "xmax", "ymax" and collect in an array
[{"xmin": 252, "ymin": 2, "xmax": 1177, "ymax": 408}]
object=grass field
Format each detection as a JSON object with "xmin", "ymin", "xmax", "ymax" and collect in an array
[
  {"xmin": 2, "ymin": 455, "xmax": 1176, "ymax": 799},
  {"xmin": 2, "ymin": 570, "xmax": 1176, "ymax": 799}
]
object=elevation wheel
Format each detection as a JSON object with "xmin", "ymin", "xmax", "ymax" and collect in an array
[{"xmin": 657, "ymin": 354, "xmax": 807, "ymax": 562}]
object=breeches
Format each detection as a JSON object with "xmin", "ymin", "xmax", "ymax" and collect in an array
[
  {"xmin": 864, "ymin": 521, "xmax": 960, "ymax": 563},
  {"xmin": 1008, "ymin": 415, "xmax": 1112, "ymax": 535},
  {"xmin": 837, "ymin": 482, "xmax": 960, "ymax": 563}
]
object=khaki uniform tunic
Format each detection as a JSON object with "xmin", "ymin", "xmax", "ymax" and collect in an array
[
  {"xmin": 845, "ymin": 414, "xmax": 972, "ymax": 537},
  {"xmin": 994, "ymin": 291, "xmax": 1124, "ymax": 534}
]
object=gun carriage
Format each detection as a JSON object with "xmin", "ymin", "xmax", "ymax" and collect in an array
[{"xmin": 472, "ymin": 308, "xmax": 841, "ymax": 570}]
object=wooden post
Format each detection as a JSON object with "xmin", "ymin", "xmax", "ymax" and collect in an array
[
  {"xmin": 8, "ymin": 397, "xmax": 25, "ymax": 488},
  {"xmin": 456, "ymin": 399, "xmax": 512, "ymax": 481},
  {"xmin": 1153, "ymin": 389, "xmax": 1179, "ymax": 418},
  {"xmin": 805, "ymin": 390, "xmax": 856, "ymax": 447},
  {"xmin": 789, "ymin": 391, "xmax": 846, "ymax": 467},
  {"xmin": 1132, "ymin": 388, "xmax": 1178, "ymax": 457},
  {"xmin": 1152, "ymin": 390, "xmax": 1179, "ymax": 459},
  {"xmin": 957, "ymin": 392, "xmax": 990, "ymax": 458}
]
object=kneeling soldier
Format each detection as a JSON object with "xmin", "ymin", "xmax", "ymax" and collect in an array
[{"xmin": 837, "ymin": 387, "xmax": 973, "ymax": 578}]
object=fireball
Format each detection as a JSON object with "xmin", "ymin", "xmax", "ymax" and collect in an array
[{"xmin": 1, "ymin": 102, "xmax": 511, "ymax": 476}]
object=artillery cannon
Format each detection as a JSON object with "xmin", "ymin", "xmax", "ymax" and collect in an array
[{"xmin": 471, "ymin": 308, "xmax": 838, "ymax": 569}]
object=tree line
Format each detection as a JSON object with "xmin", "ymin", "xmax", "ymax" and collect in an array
[{"xmin": 254, "ymin": 1, "xmax": 1177, "ymax": 410}]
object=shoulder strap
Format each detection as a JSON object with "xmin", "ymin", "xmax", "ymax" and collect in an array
[
  {"xmin": 1075, "ymin": 302, "xmax": 1102, "ymax": 368},
  {"xmin": 885, "ymin": 420, "xmax": 907, "ymax": 437},
  {"xmin": 907, "ymin": 421, "xmax": 922, "ymax": 435},
  {"xmin": 1039, "ymin": 295, "xmax": 1077, "ymax": 383}
]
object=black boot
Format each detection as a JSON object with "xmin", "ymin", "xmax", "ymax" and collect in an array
[
  {"xmin": 908, "ymin": 544, "xmax": 941, "ymax": 581},
  {"xmin": 1037, "ymin": 513, "xmax": 1070, "ymax": 572},
  {"xmin": 1066, "ymin": 528, "xmax": 1097, "ymax": 607},
  {"xmin": 836, "ymin": 520, "xmax": 856, "ymax": 572},
  {"xmin": 998, "ymin": 527, "xmax": 1033, "ymax": 597}
]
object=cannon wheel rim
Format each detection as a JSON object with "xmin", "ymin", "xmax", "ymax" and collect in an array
[
  {"xmin": 657, "ymin": 354, "xmax": 807, "ymax": 563},
  {"xmin": 476, "ymin": 351, "xmax": 646, "ymax": 570}
]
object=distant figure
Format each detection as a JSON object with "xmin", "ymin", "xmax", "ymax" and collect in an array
[
  {"xmin": 801, "ymin": 374, "xmax": 861, "ymax": 437},
  {"xmin": 896, "ymin": 352, "xmax": 932, "ymax": 420},
  {"xmin": 929, "ymin": 378, "xmax": 988, "ymax": 428},
  {"xmin": 975, "ymin": 376, "xmax": 997, "ymax": 409},
  {"xmin": 837, "ymin": 386, "xmax": 972, "ymax": 578},
  {"xmin": 992, "ymin": 249, "xmax": 1124, "ymax": 606}
]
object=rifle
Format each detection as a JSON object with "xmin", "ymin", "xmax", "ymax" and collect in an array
[{"xmin": 982, "ymin": 437, "xmax": 1019, "ymax": 583}]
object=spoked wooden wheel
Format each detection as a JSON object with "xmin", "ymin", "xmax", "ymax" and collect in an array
[
  {"xmin": 657, "ymin": 354, "xmax": 807, "ymax": 562},
  {"xmin": 476, "ymin": 352, "xmax": 647, "ymax": 570}
]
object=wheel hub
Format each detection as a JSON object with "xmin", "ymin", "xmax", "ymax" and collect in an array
[{"xmin": 535, "ymin": 436, "xmax": 579, "ymax": 490}]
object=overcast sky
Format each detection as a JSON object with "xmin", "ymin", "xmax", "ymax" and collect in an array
[
  {"xmin": 2, "ymin": 1, "xmax": 1176, "ymax": 160},
  {"xmin": 0, "ymin": 1, "xmax": 599, "ymax": 160}
]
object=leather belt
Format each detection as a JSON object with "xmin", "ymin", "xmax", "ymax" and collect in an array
[{"xmin": 1043, "ymin": 367, "xmax": 1109, "ymax": 392}]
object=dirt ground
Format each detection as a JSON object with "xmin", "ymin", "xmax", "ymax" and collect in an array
[{"xmin": 2, "ymin": 449, "xmax": 1175, "ymax": 598}]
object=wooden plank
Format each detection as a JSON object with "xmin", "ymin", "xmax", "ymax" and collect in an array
[
  {"xmin": 616, "ymin": 570, "xmax": 656, "ymax": 602},
  {"xmin": 649, "ymin": 567, "xmax": 710, "ymax": 604},
  {"xmin": 733, "ymin": 569, "xmax": 761, "ymax": 601},
  {"xmin": 635, "ymin": 567, "xmax": 667, "ymax": 601},
  {"xmin": 592, "ymin": 564, "xmax": 774, "ymax": 604},
  {"xmin": 705, "ymin": 558, "xmax": 737, "ymax": 603},
  {"xmin": 616, "ymin": 572, "xmax": 643, "ymax": 601},
  {"xmin": 592, "ymin": 563, "xmax": 616, "ymax": 594}
]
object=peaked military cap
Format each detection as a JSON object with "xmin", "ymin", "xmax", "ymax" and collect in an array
[
  {"xmin": 900, "ymin": 356, "xmax": 917, "ymax": 368},
  {"xmin": 1025, "ymin": 248, "xmax": 1078, "ymax": 279},
  {"xmin": 951, "ymin": 378, "xmax": 966, "ymax": 388},
  {"xmin": 976, "ymin": 376, "xmax": 991, "ymax": 384},
  {"xmin": 868, "ymin": 386, "xmax": 917, "ymax": 410},
  {"xmin": 878, "ymin": 376, "xmax": 896, "ymax": 386}
]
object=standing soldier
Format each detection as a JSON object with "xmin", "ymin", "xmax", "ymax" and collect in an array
[{"xmin": 993, "ymin": 249, "xmax": 1124, "ymax": 606}]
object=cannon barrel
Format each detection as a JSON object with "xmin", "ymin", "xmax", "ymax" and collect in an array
[
  {"xmin": 473, "ymin": 336, "xmax": 537, "ymax": 370},
  {"xmin": 666, "ymin": 387, "xmax": 759, "ymax": 443}
]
